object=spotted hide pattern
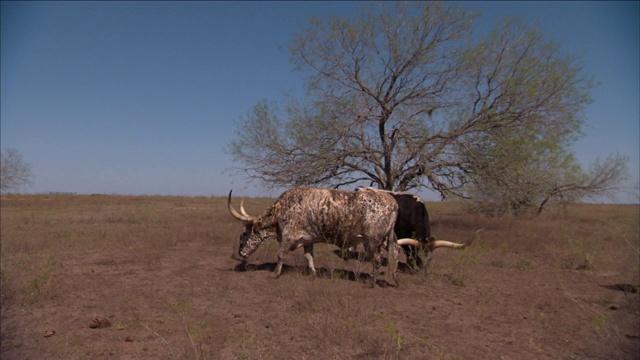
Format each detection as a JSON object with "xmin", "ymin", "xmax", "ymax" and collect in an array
[
  {"xmin": 356, "ymin": 187, "xmax": 433, "ymax": 269},
  {"xmin": 230, "ymin": 187, "xmax": 400, "ymax": 287}
]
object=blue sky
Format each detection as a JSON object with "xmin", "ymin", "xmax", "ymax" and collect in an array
[{"xmin": 1, "ymin": 1, "xmax": 638, "ymax": 202}]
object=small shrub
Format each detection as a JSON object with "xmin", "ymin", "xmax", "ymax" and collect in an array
[
  {"xmin": 591, "ymin": 314, "xmax": 608, "ymax": 328},
  {"xmin": 566, "ymin": 233, "xmax": 604, "ymax": 270},
  {"xmin": 384, "ymin": 322, "xmax": 405, "ymax": 350},
  {"xmin": 514, "ymin": 259, "xmax": 534, "ymax": 271}
]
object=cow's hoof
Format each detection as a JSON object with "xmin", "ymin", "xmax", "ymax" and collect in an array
[
  {"xmin": 375, "ymin": 280, "xmax": 388, "ymax": 288},
  {"xmin": 230, "ymin": 253, "xmax": 245, "ymax": 262}
]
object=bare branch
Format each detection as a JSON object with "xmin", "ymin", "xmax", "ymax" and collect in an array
[{"xmin": 228, "ymin": 3, "xmax": 598, "ymax": 201}]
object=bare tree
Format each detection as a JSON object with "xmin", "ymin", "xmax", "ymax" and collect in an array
[
  {"xmin": 1, "ymin": 148, "xmax": 34, "ymax": 193},
  {"xmin": 534, "ymin": 154, "xmax": 630, "ymax": 215},
  {"xmin": 460, "ymin": 124, "xmax": 629, "ymax": 215},
  {"xmin": 229, "ymin": 2, "xmax": 595, "ymax": 198}
]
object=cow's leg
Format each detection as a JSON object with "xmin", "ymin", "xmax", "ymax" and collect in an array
[
  {"xmin": 273, "ymin": 242, "xmax": 289, "ymax": 279},
  {"xmin": 370, "ymin": 245, "xmax": 384, "ymax": 288},
  {"xmin": 386, "ymin": 239, "xmax": 400, "ymax": 287},
  {"xmin": 347, "ymin": 245, "xmax": 358, "ymax": 259},
  {"xmin": 303, "ymin": 244, "xmax": 317, "ymax": 279},
  {"xmin": 424, "ymin": 248, "xmax": 433, "ymax": 267},
  {"xmin": 360, "ymin": 240, "xmax": 373, "ymax": 286}
]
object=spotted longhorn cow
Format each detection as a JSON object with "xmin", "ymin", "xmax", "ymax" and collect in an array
[
  {"xmin": 355, "ymin": 187, "xmax": 483, "ymax": 270},
  {"xmin": 227, "ymin": 187, "xmax": 402, "ymax": 287}
]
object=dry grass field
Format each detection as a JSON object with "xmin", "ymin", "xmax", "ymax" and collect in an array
[{"xmin": 1, "ymin": 194, "xmax": 638, "ymax": 359}]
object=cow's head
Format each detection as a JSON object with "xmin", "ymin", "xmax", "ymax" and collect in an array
[{"xmin": 227, "ymin": 190, "xmax": 274, "ymax": 260}]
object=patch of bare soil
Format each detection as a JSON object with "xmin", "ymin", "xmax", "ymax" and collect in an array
[{"xmin": 1, "ymin": 195, "xmax": 638, "ymax": 359}]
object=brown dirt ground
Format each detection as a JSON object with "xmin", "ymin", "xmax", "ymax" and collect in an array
[{"xmin": 1, "ymin": 195, "xmax": 638, "ymax": 359}]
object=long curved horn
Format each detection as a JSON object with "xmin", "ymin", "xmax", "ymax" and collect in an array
[
  {"xmin": 396, "ymin": 237, "xmax": 471, "ymax": 249},
  {"xmin": 239, "ymin": 199, "xmax": 250, "ymax": 217},
  {"xmin": 428, "ymin": 240, "xmax": 468, "ymax": 249},
  {"xmin": 397, "ymin": 238, "xmax": 422, "ymax": 246},
  {"xmin": 397, "ymin": 228, "xmax": 485, "ymax": 250},
  {"xmin": 428, "ymin": 228, "xmax": 485, "ymax": 250},
  {"xmin": 227, "ymin": 190, "xmax": 255, "ymax": 223}
]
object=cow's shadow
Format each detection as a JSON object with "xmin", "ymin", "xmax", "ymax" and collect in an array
[
  {"xmin": 233, "ymin": 262, "xmax": 399, "ymax": 286},
  {"xmin": 601, "ymin": 283, "xmax": 639, "ymax": 294},
  {"xmin": 331, "ymin": 249, "xmax": 421, "ymax": 274}
]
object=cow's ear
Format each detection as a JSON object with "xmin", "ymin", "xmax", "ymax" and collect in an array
[{"xmin": 253, "ymin": 220, "xmax": 263, "ymax": 228}]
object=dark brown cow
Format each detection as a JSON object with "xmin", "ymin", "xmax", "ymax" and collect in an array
[
  {"xmin": 228, "ymin": 187, "xmax": 401, "ymax": 287},
  {"xmin": 356, "ymin": 187, "xmax": 483, "ymax": 270}
]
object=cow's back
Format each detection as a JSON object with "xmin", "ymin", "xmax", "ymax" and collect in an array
[{"xmin": 273, "ymin": 187, "xmax": 397, "ymax": 243}]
